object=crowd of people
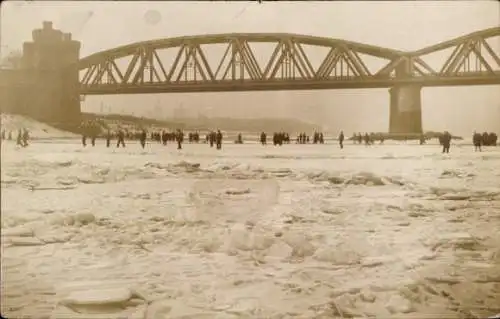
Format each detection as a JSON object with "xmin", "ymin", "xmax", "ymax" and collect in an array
[
  {"xmin": 1, "ymin": 122, "xmax": 498, "ymax": 155},
  {"xmin": 76, "ymin": 123, "xmax": 499, "ymax": 155}
]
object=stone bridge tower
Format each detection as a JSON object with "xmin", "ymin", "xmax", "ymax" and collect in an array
[{"xmin": 21, "ymin": 21, "xmax": 81, "ymax": 129}]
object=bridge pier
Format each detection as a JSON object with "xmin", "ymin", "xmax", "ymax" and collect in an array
[
  {"xmin": 388, "ymin": 67, "xmax": 423, "ymax": 135},
  {"xmin": 388, "ymin": 85, "xmax": 423, "ymax": 134}
]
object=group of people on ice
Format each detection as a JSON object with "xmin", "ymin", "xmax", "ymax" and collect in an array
[
  {"xmin": 1, "ymin": 128, "xmax": 30, "ymax": 147},
  {"xmin": 350, "ymin": 132, "xmax": 381, "ymax": 146},
  {"xmin": 4, "ymin": 118, "xmax": 497, "ymax": 156},
  {"xmin": 472, "ymin": 131, "xmax": 498, "ymax": 152},
  {"xmin": 80, "ymin": 121, "xmax": 226, "ymax": 151},
  {"xmin": 205, "ymin": 130, "xmax": 223, "ymax": 149},
  {"xmin": 75, "ymin": 119, "xmax": 499, "ymax": 155},
  {"xmin": 257, "ymin": 131, "xmax": 328, "ymax": 146}
]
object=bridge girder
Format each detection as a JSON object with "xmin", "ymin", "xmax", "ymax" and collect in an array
[
  {"xmin": 78, "ymin": 30, "xmax": 500, "ymax": 94},
  {"xmin": 409, "ymin": 27, "xmax": 500, "ymax": 77},
  {"xmin": 79, "ymin": 33, "xmax": 404, "ymax": 67}
]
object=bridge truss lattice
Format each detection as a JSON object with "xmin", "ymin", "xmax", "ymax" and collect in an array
[{"xmin": 78, "ymin": 27, "xmax": 500, "ymax": 94}]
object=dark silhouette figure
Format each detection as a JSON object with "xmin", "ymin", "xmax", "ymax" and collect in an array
[
  {"xmin": 188, "ymin": 131, "xmax": 200, "ymax": 143},
  {"xmin": 22, "ymin": 129, "xmax": 29, "ymax": 147},
  {"xmin": 86, "ymin": 120, "xmax": 98, "ymax": 147},
  {"xmin": 235, "ymin": 133, "xmax": 243, "ymax": 144},
  {"xmin": 364, "ymin": 133, "xmax": 370, "ymax": 145},
  {"xmin": 442, "ymin": 131, "xmax": 452, "ymax": 153},
  {"xmin": 473, "ymin": 131, "xmax": 482, "ymax": 152},
  {"xmin": 273, "ymin": 132, "xmax": 284, "ymax": 146},
  {"xmin": 106, "ymin": 130, "xmax": 111, "ymax": 148},
  {"xmin": 313, "ymin": 131, "xmax": 319, "ymax": 144},
  {"xmin": 260, "ymin": 132, "xmax": 267, "ymax": 145},
  {"xmin": 284, "ymin": 132, "xmax": 290, "ymax": 144},
  {"xmin": 487, "ymin": 132, "xmax": 497, "ymax": 146},
  {"xmin": 117, "ymin": 130, "xmax": 126, "ymax": 148},
  {"xmin": 338, "ymin": 131, "xmax": 344, "ymax": 149},
  {"xmin": 216, "ymin": 130, "xmax": 223, "ymax": 150},
  {"xmin": 482, "ymin": 132, "xmax": 489, "ymax": 147},
  {"xmin": 80, "ymin": 121, "xmax": 87, "ymax": 147},
  {"xmin": 209, "ymin": 131, "xmax": 215, "ymax": 147},
  {"xmin": 297, "ymin": 133, "xmax": 304, "ymax": 144},
  {"xmin": 161, "ymin": 131, "xmax": 168, "ymax": 145},
  {"xmin": 16, "ymin": 129, "xmax": 24, "ymax": 147},
  {"xmin": 419, "ymin": 134, "xmax": 426, "ymax": 145},
  {"xmin": 176, "ymin": 129, "xmax": 184, "ymax": 150},
  {"xmin": 140, "ymin": 130, "xmax": 147, "ymax": 149},
  {"xmin": 15, "ymin": 128, "xmax": 29, "ymax": 147}
]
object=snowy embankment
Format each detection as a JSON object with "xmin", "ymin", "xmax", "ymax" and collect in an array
[{"xmin": 0, "ymin": 114, "xmax": 78, "ymax": 140}]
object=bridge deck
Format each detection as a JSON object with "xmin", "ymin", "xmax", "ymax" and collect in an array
[{"xmin": 80, "ymin": 73, "xmax": 500, "ymax": 95}]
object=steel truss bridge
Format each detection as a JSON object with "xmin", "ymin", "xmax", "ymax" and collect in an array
[{"xmin": 78, "ymin": 27, "xmax": 500, "ymax": 95}]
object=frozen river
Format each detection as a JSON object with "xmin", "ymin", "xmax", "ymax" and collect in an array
[{"xmin": 1, "ymin": 140, "xmax": 500, "ymax": 318}]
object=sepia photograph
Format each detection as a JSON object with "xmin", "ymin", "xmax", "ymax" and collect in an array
[{"xmin": 0, "ymin": 1, "xmax": 499, "ymax": 318}]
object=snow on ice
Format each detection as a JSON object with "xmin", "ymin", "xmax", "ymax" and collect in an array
[{"xmin": 1, "ymin": 118, "xmax": 500, "ymax": 318}]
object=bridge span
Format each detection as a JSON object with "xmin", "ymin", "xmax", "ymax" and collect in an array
[{"xmin": 1, "ymin": 22, "xmax": 499, "ymax": 133}]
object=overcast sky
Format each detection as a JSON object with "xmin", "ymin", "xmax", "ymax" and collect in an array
[{"xmin": 1, "ymin": 1, "xmax": 499, "ymax": 134}]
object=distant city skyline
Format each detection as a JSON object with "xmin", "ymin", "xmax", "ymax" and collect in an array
[{"xmin": 1, "ymin": 1, "xmax": 499, "ymax": 134}]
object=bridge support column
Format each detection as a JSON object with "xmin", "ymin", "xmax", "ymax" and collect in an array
[{"xmin": 388, "ymin": 84, "xmax": 423, "ymax": 134}]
